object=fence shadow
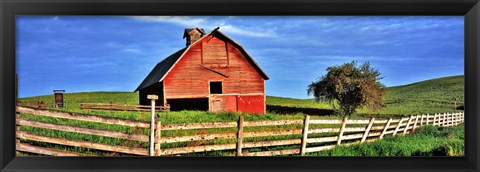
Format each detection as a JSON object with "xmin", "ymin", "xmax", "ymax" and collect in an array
[{"xmin": 266, "ymin": 105, "xmax": 335, "ymax": 116}]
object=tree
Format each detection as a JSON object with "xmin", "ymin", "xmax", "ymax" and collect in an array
[{"xmin": 307, "ymin": 61, "xmax": 385, "ymax": 116}]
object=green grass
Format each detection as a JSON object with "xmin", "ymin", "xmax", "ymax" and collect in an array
[
  {"xmin": 267, "ymin": 75, "xmax": 464, "ymax": 117},
  {"xmin": 17, "ymin": 75, "xmax": 464, "ymax": 156},
  {"xmin": 307, "ymin": 124, "xmax": 464, "ymax": 156}
]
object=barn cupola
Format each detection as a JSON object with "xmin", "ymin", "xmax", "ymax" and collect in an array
[{"xmin": 183, "ymin": 28, "xmax": 206, "ymax": 46}]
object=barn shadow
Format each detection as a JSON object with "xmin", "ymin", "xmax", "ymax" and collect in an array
[{"xmin": 266, "ymin": 105, "xmax": 335, "ymax": 116}]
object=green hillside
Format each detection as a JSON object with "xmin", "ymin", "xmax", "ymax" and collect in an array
[{"xmin": 20, "ymin": 75, "xmax": 464, "ymax": 117}]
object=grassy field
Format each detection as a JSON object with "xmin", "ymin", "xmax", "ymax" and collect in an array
[
  {"xmin": 17, "ymin": 75, "xmax": 464, "ymax": 156},
  {"xmin": 308, "ymin": 124, "xmax": 464, "ymax": 156}
]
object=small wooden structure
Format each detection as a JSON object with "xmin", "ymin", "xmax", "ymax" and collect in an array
[
  {"xmin": 53, "ymin": 90, "xmax": 65, "ymax": 108},
  {"xmin": 135, "ymin": 27, "xmax": 269, "ymax": 114}
]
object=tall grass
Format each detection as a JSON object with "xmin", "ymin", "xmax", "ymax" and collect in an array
[{"xmin": 307, "ymin": 124, "xmax": 464, "ymax": 156}]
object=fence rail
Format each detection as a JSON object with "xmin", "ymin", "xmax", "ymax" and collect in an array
[
  {"xmin": 80, "ymin": 102, "xmax": 170, "ymax": 112},
  {"xmin": 16, "ymin": 106, "xmax": 464, "ymax": 156}
]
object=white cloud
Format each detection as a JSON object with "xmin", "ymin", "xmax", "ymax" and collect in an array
[
  {"xmin": 129, "ymin": 16, "xmax": 277, "ymax": 38},
  {"xmin": 131, "ymin": 16, "xmax": 205, "ymax": 27},
  {"xmin": 123, "ymin": 48, "xmax": 141, "ymax": 53}
]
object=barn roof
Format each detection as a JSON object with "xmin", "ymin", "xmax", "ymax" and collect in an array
[
  {"xmin": 134, "ymin": 47, "xmax": 187, "ymax": 92},
  {"xmin": 135, "ymin": 29, "xmax": 269, "ymax": 92}
]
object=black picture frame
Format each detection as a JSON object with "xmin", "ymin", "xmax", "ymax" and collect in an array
[{"xmin": 1, "ymin": 0, "xmax": 479, "ymax": 172}]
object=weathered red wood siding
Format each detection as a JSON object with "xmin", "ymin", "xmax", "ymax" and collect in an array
[
  {"xmin": 237, "ymin": 95, "xmax": 265, "ymax": 114},
  {"xmin": 163, "ymin": 34, "xmax": 265, "ymax": 114}
]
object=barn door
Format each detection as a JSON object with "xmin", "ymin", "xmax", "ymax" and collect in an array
[{"xmin": 210, "ymin": 98, "xmax": 223, "ymax": 112}]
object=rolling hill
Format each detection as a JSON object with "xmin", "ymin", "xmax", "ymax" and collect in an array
[{"xmin": 19, "ymin": 75, "xmax": 464, "ymax": 117}]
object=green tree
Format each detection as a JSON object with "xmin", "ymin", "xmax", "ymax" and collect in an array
[{"xmin": 307, "ymin": 61, "xmax": 385, "ymax": 116}]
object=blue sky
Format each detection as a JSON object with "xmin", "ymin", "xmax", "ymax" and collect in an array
[{"xmin": 16, "ymin": 16, "xmax": 464, "ymax": 99}]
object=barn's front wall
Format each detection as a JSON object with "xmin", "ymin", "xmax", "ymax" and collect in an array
[{"xmin": 163, "ymin": 34, "xmax": 266, "ymax": 114}]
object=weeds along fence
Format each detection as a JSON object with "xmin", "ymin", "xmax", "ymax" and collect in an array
[
  {"xmin": 15, "ymin": 106, "xmax": 464, "ymax": 156},
  {"xmin": 17, "ymin": 100, "xmax": 51, "ymax": 109},
  {"xmin": 80, "ymin": 102, "xmax": 170, "ymax": 112}
]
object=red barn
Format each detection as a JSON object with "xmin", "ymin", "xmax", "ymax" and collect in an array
[{"xmin": 135, "ymin": 27, "xmax": 269, "ymax": 114}]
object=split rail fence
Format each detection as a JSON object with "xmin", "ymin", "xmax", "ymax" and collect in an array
[
  {"xmin": 80, "ymin": 102, "xmax": 170, "ymax": 112},
  {"xmin": 16, "ymin": 106, "xmax": 464, "ymax": 156}
]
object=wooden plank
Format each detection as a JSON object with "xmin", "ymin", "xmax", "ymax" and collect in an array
[
  {"xmin": 243, "ymin": 119, "xmax": 304, "ymax": 127},
  {"xmin": 308, "ymin": 128, "xmax": 340, "ymax": 134},
  {"xmin": 420, "ymin": 114, "xmax": 424, "ymax": 126},
  {"xmin": 308, "ymin": 119, "xmax": 342, "ymax": 124},
  {"xmin": 393, "ymin": 118, "xmax": 404, "ymax": 136},
  {"xmin": 243, "ymin": 129, "xmax": 303, "ymax": 138},
  {"xmin": 442, "ymin": 113, "xmax": 447, "ymax": 127},
  {"xmin": 433, "ymin": 113, "xmax": 437, "ymax": 126},
  {"xmin": 161, "ymin": 133, "xmax": 237, "ymax": 144},
  {"xmin": 346, "ymin": 120, "xmax": 370, "ymax": 124},
  {"xmin": 367, "ymin": 131, "xmax": 382, "ymax": 137},
  {"xmin": 300, "ymin": 115, "xmax": 310, "ymax": 156},
  {"xmin": 155, "ymin": 121, "xmax": 161, "ymax": 156},
  {"xmin": 379, "ymin": 118, "xmax": 392, "ymax": 139},
  {"xmin": 413, "ymin": 115, "xmax": 419, "ymax": 131},
  {"xmin": 344, "ymin": 127, "xmax": 366, "ymax": 132},
  {"xmin": 16, "ymin": 143, "xmax": 83, "ymax": 156},
  {"xmin": 161, "ymin": 122, "xmax": 237, "ymax": 130},
  {"xmin": 337, "ymin": 117, "xmax": 348, "ymax": 145},
  {"xmin": 243, "ymin": 139, "xmax": 302, "ymax": 148},
  {"xmin": 17, "ymin": 118, "xmax": 149, "ymax": 142},
  {"xmin": 305, "ymin": 145, "xmax": 336, "ymax": 153},
  {"xmin": 306, "ymin": 136, "xmax": 338, "ymax": 143},
  {"xmin": 83, "ymin": 107, "xmax": 155, "ymax": 112},
  {"xmin": 425, "ymin": 113, "xmax": 435, "ymax": 125},
  {"xmin": 390, "ymin": 119, "xmax": 401, "ymax": 123},
  {"xmin": 17, "ymin": 131, "xmax": 149, "ymax": 156},
  {"xmin": 361, "ymin": 118, "xmax": 375, "ymax": 143},
  {"xmin": 371, "ymin": 126, "xmax": 386, "ymax": 131},
  {"xmin": 17, "ymin": 107, "xmax": 150, "ymax": 128},
  {"xmin": 81, "ymin": 103, "xmax": 165, "ymax": 108},
  {"xmin": 373, "ymin": 119, "xmax": 388, "ymax": 124},
  {"xmin": 342, "ymin": 133, "xmax": 364, "ymax": 140},
  {"xmin": 161, "ymin": 143, "xmax": 237, "ymax": 155},
  {"xmin": 237, "ymin": 116, "xmax": 244, "ymax": 156},
  {"xmin": 243, "ymin": 148, "xmax": 300, "ymax": 156}
]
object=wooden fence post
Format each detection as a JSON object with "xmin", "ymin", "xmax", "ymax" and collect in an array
[
  {"xmin": 444, "ymin": 113, "xmax": 447, "ymax": 126},
  {"xmin": 393, "ymin": 117, "xmax": 404, "ymax": 136},
  {"xmin": 155, "ymin": 121, "xmax": 161, "ymax": 156},
  {"xmin": 147, "ymin": 95, "xmax": 158, "ymax": 156},
  {"xmin": 380, "ymin": 118, "xmax": 392, "ymax": 139},
  {"xmin": 420, "ymin": 114, "xmax": 424, "ymax": 126},
  {"xmin": 337, "ymin": 117, "xmax": 348, "ymax": 145},
  {"xmin": 455, "ymin": 113, "xmax": 458, "ymax": 126},
  {"xmin": 413, "ymin": 115, "xmax": 419, "ymax": 131},
  {"xmin": 433, "ymin": 113, "xmax": 437, "ymax": 126},
  {"xmin": 300, "ymin": 115, "xmax": 310, "ymax": 156},
  {"xmin": 236, "ymin": 116, "xmax": 244, "ymax": 156},
  {"xmin": 16, "ymin": 112, "xmax": 20, "ymax": 155},
  {"xmin": 426, "ymin": 113, "xmax": 435, "ymax": 125},
  {"xmin": 403, "ymin": 116, "xmax": 414, "ymax": 136},
  {"xmin": 361, "ymin": 117, "xmax": 375, "ymax": 143},
  {"xmin": 16, "ymin": 112, "xmax": 20, "ymax": 144},
  {"xmin": 443, "ymin": 113, "xmax": 447, "ymax": 127}
]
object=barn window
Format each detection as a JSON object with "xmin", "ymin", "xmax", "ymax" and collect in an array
[{"xmin": 210, "ymin": 81, "xmax": 222, "ymax": 94}]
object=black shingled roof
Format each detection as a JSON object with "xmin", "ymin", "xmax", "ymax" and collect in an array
[{"xmin": 134, "ymin": 47, "xmax": 187, "ymax": 92}]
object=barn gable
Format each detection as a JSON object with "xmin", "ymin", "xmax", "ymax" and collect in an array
[{"xmin": 135, "ymin": 28, "xmax": 269, "ymax": 93}]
